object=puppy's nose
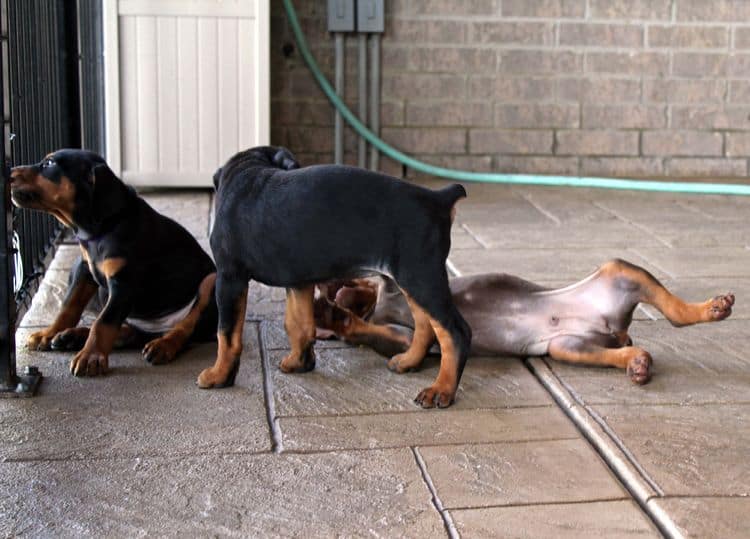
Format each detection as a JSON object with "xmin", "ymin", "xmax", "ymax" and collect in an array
[{"xmin": 9, "ymin": 166, "xmax": 27, "ymax": 184}]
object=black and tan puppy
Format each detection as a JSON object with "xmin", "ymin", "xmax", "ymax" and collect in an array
[
  {"xmin": 10, "ymin": 149, "xmax": 217, "ymax": 376},
  {"xmin": 201, "ymin": 146, "xmax": 471, "ymax": 408}
]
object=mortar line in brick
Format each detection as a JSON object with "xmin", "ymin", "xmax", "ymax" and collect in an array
[
  {"xmin": 257, "ymin": 322, "xmax": 283, "ymax": 453},
  {"xmin": 638, "ymin": 131, "xmax": 643, "ymax": 157},
  {"xmin": 671, "ymin": 0, "xmax": 677, "ymax": 24},
  {"xmin": 412, "ymin": 447, "xmax": 459, "ymax": 539}
]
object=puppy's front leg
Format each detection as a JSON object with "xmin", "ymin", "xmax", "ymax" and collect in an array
[
  {"xmin": 70, "ymin": 258, "xmax": 132, "ymax": 376},
  {"xmin": 27, "ymin": 257, "xmax": 97, "ymax": 351},
  {"xmin": 197, "ymin": 273, "xmax": 247, "ymax": 388}
]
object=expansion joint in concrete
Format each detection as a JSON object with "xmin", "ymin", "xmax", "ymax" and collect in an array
[{"xmin": 525, "ymin": 357, "xmax": 682, "ymax": 539}]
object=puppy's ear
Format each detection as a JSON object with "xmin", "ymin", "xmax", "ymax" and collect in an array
[
  {"xmin": 272, "ymin": 147, "xmax": 299, "ymax": 170},
  {"xmin": 91, "ymin": 164, "xmax": 128, "ymax": 223},
  {"xmin": 212, "ymin": 166, "xmax": 223, "ymax": 190}
]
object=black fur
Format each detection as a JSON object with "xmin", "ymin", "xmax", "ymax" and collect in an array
[
  {"xmin": 211, "ymin": 145, "xmax": 472, "ymax": 394},
  {"xmin": 12, "ymin": 149, "xmax": 217, "ymax": 340}
]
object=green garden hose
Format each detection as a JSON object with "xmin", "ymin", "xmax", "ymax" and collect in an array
[{"xmin": 283, "ymin": 0, "xmax": 750, "ymax": 196}]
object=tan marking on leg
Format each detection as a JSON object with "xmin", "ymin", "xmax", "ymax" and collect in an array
[
  {"xmin": 280, "ymin": 286, "xmax": 317, "ymax": 373},
  {"xmin": 143, "ymin": 273, "xmax": 217, "ymax": 364},
  {"xmin": 27, "ymin": 279, "xmax": 97, "ymax": 351},
  {"xmin": 345, "ymin": 316, "xmax": 411, "ymax": 350},
  {"xmin": 387, "ymin": 293, "xmax": 435, "ymax": 373},
  {"xmin": 548, "ymin": 339, "xmax": 652, "ymax": 385},
  {"xmin": 313, "ymin": 296, "xmax": 410, "ymax": 355},
  {"xmin": 97, "ymin": 257, "xmax": 127, "ymax": 278},
  {"xmin": 79, "ymin": 245, "xmax": 92, "ymax": 266},
  {"xmin": 601, "ymin": 259, "xmax": 734, "ymax": 326},
  {"xmin": 70, "ymin": 321, "xmax": 121, "ymax": 376},
  {"xmin": 197, "ymin": 285, "xmax": 247, "ymax": 388},
  {"xmin": 414, "ymin": 319, "xmax": 459, "ymax": 408}
]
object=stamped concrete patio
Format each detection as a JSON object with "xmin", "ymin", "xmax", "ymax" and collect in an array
[{"xmin": 1, "ymin": 180, "xmax": 749, "ymax": 537}]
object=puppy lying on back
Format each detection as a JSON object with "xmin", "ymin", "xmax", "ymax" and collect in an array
[
  {"xmin": 314, "ymin": 260, "xmax": 734, "ymax": 384},
  {"xmin": 10, "ymin": 149, "xmax": 217, "ymax": 376},
  {"xmin": 202, "ymin": 146, "xmax": 471, "ymax": 408}
]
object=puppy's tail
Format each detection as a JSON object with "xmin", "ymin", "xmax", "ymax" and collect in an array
[{"xmin": 435, "ymin": 183, "xmax": 467, "ymax": 222}]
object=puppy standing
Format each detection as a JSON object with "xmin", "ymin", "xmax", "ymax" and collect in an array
[
  {"xmin": 10, "ymin": 150, "xmax": 217, "ymax": 375},
  {"xmin": 201, "ymin": 146, "xmax": 471, "ymax": 408}
]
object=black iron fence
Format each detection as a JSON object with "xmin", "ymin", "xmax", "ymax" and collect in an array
[{"xmin": 1, "ymin": 0, "xmax": 102, "ymax": 396}]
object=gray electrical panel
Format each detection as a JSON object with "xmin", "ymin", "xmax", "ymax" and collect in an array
[
  {"xmin": 327, "ymin": 0, "xmax": 355, "ymax": 32},
  {"xmin": 357, "ymin": 0, "xmax": 384, "ymax": 33}
]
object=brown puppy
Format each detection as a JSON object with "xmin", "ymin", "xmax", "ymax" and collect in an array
[{"xmin": 314, "ymin": 259, "xmax": 734, "ymax": 384}]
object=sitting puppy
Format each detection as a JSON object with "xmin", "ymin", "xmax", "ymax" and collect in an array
[
  {"xmin": 314, "ymin": 259, "xmax": 735, "ymax": 384},
  {"xmin": 200, "ymin": 146, "xmax": 471, "ymax": 408},
  {"xmin": 10, "ymin": 149, "xmax": 217, "ymax": 376}
]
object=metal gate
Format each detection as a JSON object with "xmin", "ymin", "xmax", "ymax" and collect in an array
[{"xmin": 0, "ymin": 0, "xmax": 103, "ymax": 396}]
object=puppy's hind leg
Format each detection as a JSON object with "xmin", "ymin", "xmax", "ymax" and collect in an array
[
  {"xmin": 280, "ymin": 286, "xmax": 317, "ymax": 373},
  {"xmin": 548, "ymin": 335, "xmax": 652, "ymax": 385},
  {"xmin": 603, "ymin": 259, "xmax": 734, "ymax": 327},
  {"xmin": 197, "ymin": 272, "xmax": 247, "ymax": 388},
  {"xmin": 398, "ymin": 273, "xmax": 472, "ymax": 409},
  {"xmin": 143, "ymin": 273, "xmax": 217, "ymax": 364}
]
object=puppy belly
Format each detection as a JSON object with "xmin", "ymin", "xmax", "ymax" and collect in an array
[{"xmin": 126, "ymin": 298, "xmax": 196, "ymax": 334}]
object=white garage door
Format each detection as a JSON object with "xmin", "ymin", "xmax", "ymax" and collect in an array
[{"xmin": 103, "ymin": 0, "xmax": 270, "ymax": 187}]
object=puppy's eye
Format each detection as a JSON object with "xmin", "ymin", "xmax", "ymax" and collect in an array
[{"xmin": 42, "ymin": 158, "xmax": 55, "ymax": 168}]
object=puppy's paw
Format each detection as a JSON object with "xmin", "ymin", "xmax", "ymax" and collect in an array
[
  {"xmin": 414, "ymin": 384, "xmax": 454, "ymax": 409},
  {"xmin": 51, "ymin": 327, "xmax": 90, "ymax": 351},
  {"xmin": 279, "ymin": 347, "xmax": 316, "ymax": 373},
  {"xmin": 387, "ymin": 352, "xmax": 422, "ymax": 374},
  {"xmin": 626, "ymin": 351, "xmax": 652, "ymax": 385},
  {"xmin": 707, "ymin": 293, "xmax": 734, "ymax": 321},
  {"xmin": 196, "ymin": 360, "xmax": 240, "ymax": 389},
  {"xmin": 26, "ymin": 329, "xmax": 57, "ymax": 351},
  {"xmin": 70, "ymin": 348, "xmax": 109, "ymax": 377},
  {"xmin": 143, "ymin": 336, "xmax": 180, "ymax": 365}
]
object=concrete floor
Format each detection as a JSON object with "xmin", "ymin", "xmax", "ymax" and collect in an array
[{"xmin": 1, "ymin": 182, "xmax": 749, "ymax": 537}]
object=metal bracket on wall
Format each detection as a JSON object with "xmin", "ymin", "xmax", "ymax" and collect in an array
[
  {"xmin": 327, "ymin": 0, "xmax": 355, "ymax": 164},
  {"xmin": 357, "ymin": 0, "xmax": 384, "ymax": 33},
  {"xmin": 327, "ymin": 0, "xmax": 384, "ymax": 169}
]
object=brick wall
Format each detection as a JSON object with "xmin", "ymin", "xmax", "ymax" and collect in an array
[{"xmin": 271, "ymin": 1, "xmax": 750, "ymax": 179}]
